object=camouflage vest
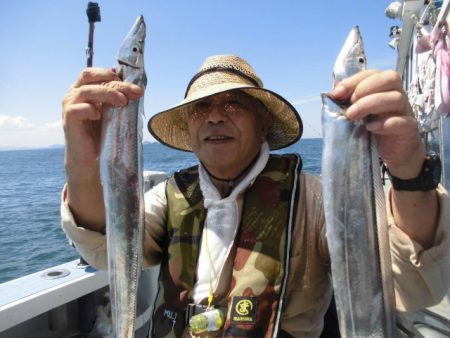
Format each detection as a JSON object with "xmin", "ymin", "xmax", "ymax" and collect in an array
[{"xmin": 152, "ymin": 154, "xmax": 301, "ymax": 337}]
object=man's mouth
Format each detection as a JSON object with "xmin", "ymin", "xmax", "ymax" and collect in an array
[{"xmin": 205, "ymin": 135, "xmax": 233, "ymax": 141}]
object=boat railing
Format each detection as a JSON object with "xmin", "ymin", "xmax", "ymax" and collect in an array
[{"xmin": 0, "ymin": 170, "xmax": 166, "ymax": 338}]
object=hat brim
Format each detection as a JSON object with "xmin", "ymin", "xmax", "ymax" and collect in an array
[{"xmin": 148, "ymin": 85, "xmax": 303, "ymax": 152}]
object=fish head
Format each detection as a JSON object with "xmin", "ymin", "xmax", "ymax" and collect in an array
[
  {"xmin": 332, "ymin": 26, "xmax": 367, "ymax": 87},
  {"xmin": 117, "ymin": 15, "xmax": 146, "ymax": 68}
]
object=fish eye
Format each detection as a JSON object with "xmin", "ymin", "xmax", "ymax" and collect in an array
[
  {"xmin": 358, "ymin": 57, "xmax": 366, "ymax": 64},
  {"xmin": 132, "ymin": 45, "xmax": 140, "ymax": 53}
]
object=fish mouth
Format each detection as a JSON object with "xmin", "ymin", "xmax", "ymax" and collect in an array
[
  {"xmin": 118, "ymin": 59, "xmax": 141, "ymax": 68},
  {"xmin": 116, "ymin": 16, "xmax": 146, "ymax": 69},
  {"xmin": 131, "ymin": 15, "xmax": 146, "ymax": 35}
]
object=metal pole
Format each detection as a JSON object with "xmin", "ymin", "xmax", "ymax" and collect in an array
[
  {"xmin": 86, "ymin": 2, "xmax": 101, "ymax": 67},
  {"xmin": 78, "ymin": 6, "xmax": 101, "ymax": 334},
  {"xmin": 77, "ymin": 6, "xmax": 102, "ymax": 333},
  {"xmin": 77, "ymin": 2, "xmax": 101, "ymax": 270}
]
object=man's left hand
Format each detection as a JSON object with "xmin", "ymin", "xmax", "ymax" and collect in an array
[{"xmin": 332, "ymin": 69, "xmax": 426, "ymax": 180}]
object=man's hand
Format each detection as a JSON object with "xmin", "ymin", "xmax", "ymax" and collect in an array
[
  {"xmin": 331, "ymin": 69, "xmax": 438, "ymax": 249},
  {"xmin": 332, "ymin": 70, "xmax": 426, "ymax": 179},
  {"xmin": 63, "ymin": 67, "xmax": 143, "ymax": 168}
]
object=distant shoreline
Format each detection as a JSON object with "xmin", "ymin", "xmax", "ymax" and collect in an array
[
  {"xmin": 0, "ymin": 138, "xmax": 324, "ymax": 152},
  {"xmin": 0, "ymin": 144, "xmax": 65, "ymax": 152}
]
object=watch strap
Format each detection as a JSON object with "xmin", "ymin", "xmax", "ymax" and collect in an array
[{"xmin": 384, "ymin": 152, "xmax": 441, "ymax": 191}]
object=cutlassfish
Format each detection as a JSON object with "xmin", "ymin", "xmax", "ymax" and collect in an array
[
  {"xmin": 99, "ymin": 15, "xmax": 147, "ymax": 338},
  {"xmin": 321, "ymin": 26, "xmax": 397, "ymax": 337}
]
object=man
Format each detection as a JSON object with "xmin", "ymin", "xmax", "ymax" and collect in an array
[{"xmin": 61, "ymin": 55, "xmax": 450, "ymax": 337}]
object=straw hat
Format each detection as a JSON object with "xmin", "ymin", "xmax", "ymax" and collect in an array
[{"xmin": 148, "ymin": 54, "xmax": 302, "ymax": 151}]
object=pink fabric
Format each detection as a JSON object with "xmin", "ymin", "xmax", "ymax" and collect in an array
[{"xmin": 431, "ymin": 19, "xmax": 450, "ymax": 116}]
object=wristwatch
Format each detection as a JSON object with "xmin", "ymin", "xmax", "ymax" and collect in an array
[{"xmin": 384, "ymin": 151, "xmax": 441, "ymax": 191}]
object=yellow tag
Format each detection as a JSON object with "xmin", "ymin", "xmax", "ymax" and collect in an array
[{"xmin": 189, "ymin": 308, "xmax": 225, "ymax": 334}]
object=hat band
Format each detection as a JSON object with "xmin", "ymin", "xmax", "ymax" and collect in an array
[{"xmin": 184, "ymin": 66, "xmax": 261, "ymax": 98}]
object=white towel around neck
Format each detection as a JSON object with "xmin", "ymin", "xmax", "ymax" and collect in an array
[{"xmin": 191, "ymin": 142, "xmax": 270, "ymax": 303}]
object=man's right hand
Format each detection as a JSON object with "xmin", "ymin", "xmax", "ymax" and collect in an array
[{"xmin": 62, "ymin": 67, "xmax": 143, "ymax": 231}]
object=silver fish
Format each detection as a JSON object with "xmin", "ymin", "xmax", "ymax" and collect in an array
[
  {"xmin": 321, "ymin": 26, "xmax": 397, "ymax": 337},
  {"xmin": 99, "ymin": 15, "xmax": 147, "ymax": 338},
  {"xmin": 441, "ymin": 116, "xmax": 450, "ymax": 190},
  {"xmin": 332, "ymin": 26, "xmax": 367, "ymax": 87}
]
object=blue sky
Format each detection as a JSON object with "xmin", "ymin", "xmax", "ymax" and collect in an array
[{"xmin": 0, "ymin": 1, "xmax": 401, "ymax": 148}]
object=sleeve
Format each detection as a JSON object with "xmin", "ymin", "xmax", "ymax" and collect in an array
[
  {"xmin": 60, "ymin": 185, "xmax": 108, "ymax": 269},
  {"xmin": 389, "ymin": 184, "xmax": 450, "ymax": 311},
  {"xmin": 142, "ymin": 181, "xmax": 168, "ymax": 266},
  {"xmin": 60, "ymin": 180, "xmax": 168, "ymax": 270}
]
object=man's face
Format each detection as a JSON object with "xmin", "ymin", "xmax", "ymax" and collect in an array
[{"xmin": 187, "ymin": 90, "xmax": 272, "ymax": 179}]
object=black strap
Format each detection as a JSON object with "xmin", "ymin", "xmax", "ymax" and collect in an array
[{"xmin": 184, "ymin": 66, "xmax": 261, "ymax": 98}]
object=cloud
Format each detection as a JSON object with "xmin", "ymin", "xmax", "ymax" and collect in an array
[
  {"xmin": 0, "ymin": 79, "xmax": 14, "ymax": 90},
  {"xmin": 43, "ymin": 120, "xmax": 63, "ymax": 130},
  {"xmin": 0, "ymin": 115, "xmax": 62, "ymax": 132},
  {"xmin": 291, "ymin": 95, "xmax": 321, "ymax": 106},
  {"xmin": 0, "ymin": 115, "xmax": 34, "ymax": 130},
  {"xmin": 0, "ymin": 115, "xmax": 63, "ymax": 148}
]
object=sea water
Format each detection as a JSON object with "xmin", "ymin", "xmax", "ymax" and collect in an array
[{"xmin": 0, "ymin": 139, "xmax": 322, "ymax": 284}]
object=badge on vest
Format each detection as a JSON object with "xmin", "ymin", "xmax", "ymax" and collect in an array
[{"xmin": 231, "ymin": 296, "xmax": 257, "ymax": 324}]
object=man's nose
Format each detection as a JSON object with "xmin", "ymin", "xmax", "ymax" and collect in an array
[{"xmin": 206, "ymin": 103, "xmax": 227, "ymax": 124}]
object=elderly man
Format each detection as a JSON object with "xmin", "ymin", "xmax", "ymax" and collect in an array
[{"xmin": 61, "ymin": 55, "xmax": 450, "ymax": 337}]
